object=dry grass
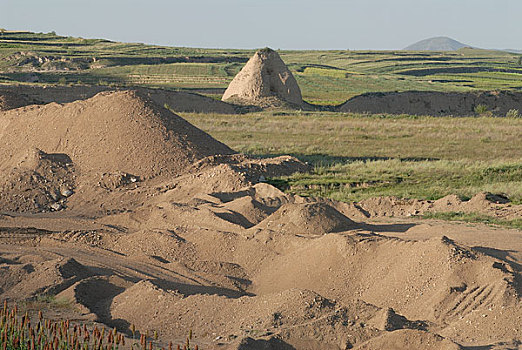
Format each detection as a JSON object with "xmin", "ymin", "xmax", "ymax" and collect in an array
[{"xmin": 184, "ymin": 111, "xmax": 522, "ymax": 161}]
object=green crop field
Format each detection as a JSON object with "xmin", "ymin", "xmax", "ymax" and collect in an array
[{"xmin": 1, "ymin": 31, "xmax": 522, "ymax": 104}]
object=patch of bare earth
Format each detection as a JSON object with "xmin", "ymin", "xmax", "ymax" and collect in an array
[{"xmin": 0, "ymin": 90, "xmax": 520, "ymax": 349}]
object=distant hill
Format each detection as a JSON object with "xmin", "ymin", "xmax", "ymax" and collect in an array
[{"xmin": 403, "ymin": 37, "xmax": 469, "ymax": 51}]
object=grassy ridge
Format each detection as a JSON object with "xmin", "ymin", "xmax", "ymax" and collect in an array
[{"xmin": 1, "ymin": 31, "xmax": 522, "ymax": 104}]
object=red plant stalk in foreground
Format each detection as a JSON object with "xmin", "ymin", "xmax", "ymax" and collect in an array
[{"xmin": 0, "ymin": 301, "xmax": 201, "ymax": 350}]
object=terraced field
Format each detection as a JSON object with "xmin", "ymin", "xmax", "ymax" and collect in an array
[{"xmin": 1, "ymin": 31, "xmax": 522, "ymax": 104}]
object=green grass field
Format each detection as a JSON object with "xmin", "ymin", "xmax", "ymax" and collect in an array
[
  {"xmin": 183, "ymin": 111, "xmax": 522, "ymax": 210},
  {"xmin": 1, "ymin": 31, "xmax": 522, "ymax": 104}
]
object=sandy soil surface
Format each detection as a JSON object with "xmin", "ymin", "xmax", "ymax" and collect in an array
[{"xmin": 0, "ymin": 90, "xmax": 520, "ymax": 350}]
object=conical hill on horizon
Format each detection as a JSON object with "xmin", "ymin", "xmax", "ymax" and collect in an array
[{"xmin": 403, "ymin": 36, "xmax": 470, "ymax": 51}]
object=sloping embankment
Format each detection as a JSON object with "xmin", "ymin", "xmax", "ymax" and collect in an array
[{"xmin": 338, "ymin": 90, "xmax": 522, "ymax": 116}]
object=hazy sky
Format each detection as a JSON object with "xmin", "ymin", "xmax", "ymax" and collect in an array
[{"xmin": 1, "ymin": 0, "xmax": 521, "ymax": 50}]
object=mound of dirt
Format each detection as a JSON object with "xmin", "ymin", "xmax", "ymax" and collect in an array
[
  {"xmin": 151, "ymin": 155, "xmax": 309, "ymax": 207},
  {"xmin": 0, "ymin": 171, "xmax": 520, "ymax": 349},
  {"xmin": 0, "ymin": 98, "xmax": 308, "ymax": 215},
  {"xmin": 0, "ymin": 257, "xmax": 91, "ymax": 299},
  {"xmin": 357, "ymin": 196, "xmax": 427, "ymax": 217},
  {"xmin": 111, "ymin": 283, "xmax": 386, "ymax": 348},
  {"xmin": 338, "ymin": 90, "xmax": 522, "ymax": 117},
  {"xmin": 0, "ymin": 91, "xmax": 34, "ymax": 111},
  {"xmin": 353, "ymin": 329, "xmax": 462, "ymax": 350},
  {"xmin": 111, "ymin": 229, "xmax": 197, "ymax": 264},
  {"xmin": 0, "ymin": 85, "xmax": 238, "ymax": 114},
  {"xmin": 0, "ymin": 90, "xmax": 234, "ymax": 180},
  {"xmin": 221, "ymin": 196, "xmax": 275, "ymax": 228},
  {"xmin": 190, "ymin": 154, "xmax": 310, "ymax": 182},
  {"xmin": 0, "ymin": 85, "xmax": 520, "ymax": 349},
  {"xmin": 0, "ymin": 148, "xmax": 75, "ymax": 212},
  {"xmin": 253, "ymin": 202, "xmax": 357, "ymax": 235},
  {"xmin": 222, "ymin": 48, "xmax": 303, "ymax": 107},
  {"xmin": 432, "ymin": 194, "xmax": 463, "ymax": 208},
  {"xmin": 138, "ymin": 199, "xmax": 263, "ymax": 233},
  {"xmin": 252, "ymin": 233, "xmax": 520, "ymax": 342}
]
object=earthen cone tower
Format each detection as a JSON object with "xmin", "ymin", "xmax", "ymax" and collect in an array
[{"xmin": 222, "ymin": 48, "xmax": 303, "ymax": 107}]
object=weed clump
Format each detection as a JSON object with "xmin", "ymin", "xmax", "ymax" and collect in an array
[
  {"xmin": 0, "ymin": 300, "xmax": 199, "ymax": 350},
  {"xmin": 506, "ymin": 109, "xmax": 520, "ymax": 118},
  {"xmin": 474, "ymin": 104, "xmax": 489, "ymax": 115}
]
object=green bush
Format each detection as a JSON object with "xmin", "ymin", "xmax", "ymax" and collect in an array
[{"xmin": 474, "ymin": 104, "xmax": 489, "ymax": 115}]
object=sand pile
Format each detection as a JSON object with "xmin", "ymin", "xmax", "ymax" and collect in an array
[
  {"xmin": 220, "ymin": 196, "xmax": 275, "ymax": 228},
  {"xmin": 0, "ymin": 89, "xmax": 520, "ymax": 349},
  {"xmin": 0, "ymin": 90, "xmax": 242, "ymax": 213},
  {"xmin": 0, "ymin": 256, "xmax": 91, "ymax": 299},
  {"xmin": 222, "ymin": 48, "xmax": 303, "ymax": 107},
  {"xmin": 0, "ymin": 91, "xmax": 309, "ymax": 215},
  {"xmin": 0, "ymin": 173, "xmax": 520, "ymax": 348},
  {"xmin": 338, "ymin": 90, "xmax": 522, "ymax": 116},
  {"xmin": 253, "ymin": 202, "xmax": 357, "ymax": 235},
  {"xmin": 353, "ymin": 329, "xmax": 462, "ymax": 350},
  {"xmin": 103, "ymin": 227, "xmax": 519, "ymax": 347},
  {"xmin": 0, "ymin": 90, "xmax": 234, "ymax": 180},
  {"xmin": 0, "ymin": 148, "xmax": 75, "ymax": 212},
  {"xmin": 81, "ymin": 177, "xmax": 519, "ymax": 347},
  {"xmin": 110, "ymin": 229, "xmax": 197, "ymax": 263},
  {"xmin": 111, "ymin": 282, "xmax": 389, "ymax": 348},
  {"xmin": 139, "ymin": 155, "xmax": 309, "ymax": 208},
  {"xmin": 252, "ymin": 233, "xmax": 521, "ymax": 343}
]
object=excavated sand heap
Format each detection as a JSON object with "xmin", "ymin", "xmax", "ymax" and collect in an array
[
  {"xmin": 0, "ymin": 148, "xmax": 75, "ymax": 212},
  {"xmin": 222, "ymin": 48, "xmax": 303, "ymax": 107},
  {"xmin": 254, "ymin": 202, "xmax": 357, "ymax": 234},
  {"xmin": 1, "ymin": 87, "xmax": 521, "ymax": 349},
  {"xmin": 0, "ymin": 90, "xmax": 235, "ymax": 180}
]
